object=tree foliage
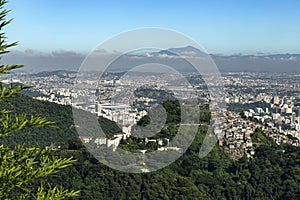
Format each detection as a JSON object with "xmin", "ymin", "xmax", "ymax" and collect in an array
[{"xmin": 0, "ymin": 1, "xmax": 79, "ymax": 199}]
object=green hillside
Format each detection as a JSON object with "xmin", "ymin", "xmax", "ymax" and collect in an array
[
  {"xmin": 0, "ymin": 94, "xmax": 120, "ymax": 147},
  {"xmin": 1, "ymin": 95, "xmax": 299, "ymax": 199}
]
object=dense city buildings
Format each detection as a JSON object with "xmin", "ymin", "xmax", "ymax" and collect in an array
[{"xmin": 5, "ymin": 71, "xmax": 300, "ymax": 157}]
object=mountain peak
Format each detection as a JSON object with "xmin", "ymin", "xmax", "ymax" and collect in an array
[{"xmin": 163, "ymin": 45, "xmax": 207, "ymax": 56}]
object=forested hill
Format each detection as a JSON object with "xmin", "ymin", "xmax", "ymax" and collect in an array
[
  {"xmin": 0, "ymin": 94, "xmax": 120, "ymax": 147},
  {"xmin": 0, "ymin": 95, "xmax": 299, "ymax": 199}
]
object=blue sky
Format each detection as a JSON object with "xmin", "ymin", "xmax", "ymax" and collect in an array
[{"xmin": 5, "ymin": 0, "xmax": 300, "ymax": 54}]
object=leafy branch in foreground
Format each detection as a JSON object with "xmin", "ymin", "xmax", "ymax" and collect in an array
[
  {"xmin": 0, "ymin": 113, "xmax": 56, "ymax": 138},
  {"xmin": 36, "ymin": 185, "xmax": 79, "ymax": 200},
  {"xmin": 0, "ymin": 145, "xmax": 78, "ymax": 199},
  {"xmin": 0, "ymin": 0, "xmax": 79, "ymax": 199}
]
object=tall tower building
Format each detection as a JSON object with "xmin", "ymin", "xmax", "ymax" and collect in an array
[
  {"xmin": 95, "ymin": 88, "xmax": 100, "ymax": 96},
  {"xmin": 273, "ymin": 96, "xmax": 280, "ymax": 105},
  {"xmin": 291, "ymin": 112, "xmax": 296, "ymax": 124}
]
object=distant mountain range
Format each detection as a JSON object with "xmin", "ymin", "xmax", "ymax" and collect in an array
[
  {"xmin": 150, "ymin": 45, "xmax": 207, "ymax": 57},
  {"xmin": 3, "ymin": 46, "xmax": 300, "ymax": 73}
]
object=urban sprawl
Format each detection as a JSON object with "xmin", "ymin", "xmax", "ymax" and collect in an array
[{"xmin": 6, "ymin": 71, "xmax": 300, "ymax": 159}]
